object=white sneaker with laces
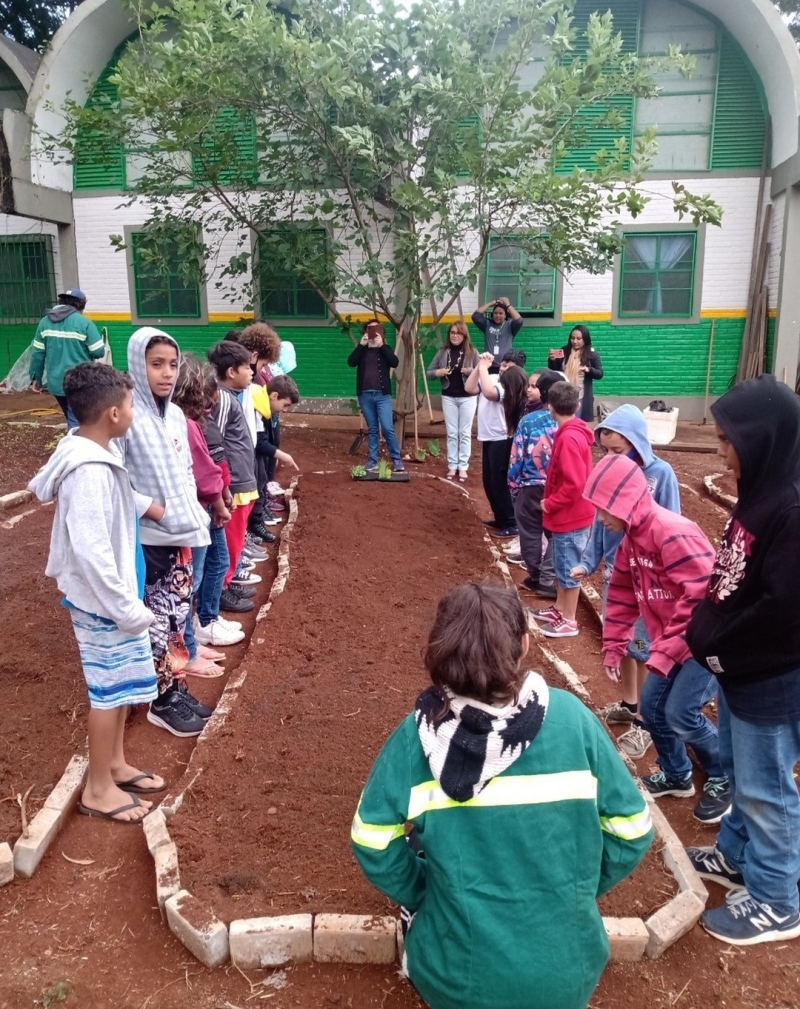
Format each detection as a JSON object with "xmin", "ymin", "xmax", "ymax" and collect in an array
[
  {"xmin": 193, "ymin": 619, "xmax": 245, "ymax": 646},
  {"xmin": 502, "ymin": 537, "xmax": 521, "ymax": 554}
]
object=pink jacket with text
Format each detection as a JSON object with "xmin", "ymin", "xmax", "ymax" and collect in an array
[{"xmin": 583, "ymin": 455, "xmax": 715, "ymax": 676}]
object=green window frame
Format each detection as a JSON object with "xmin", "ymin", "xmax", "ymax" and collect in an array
[
  {"xmin": 618, "ymin": 231, "xmax": 697, "ymax": 319},
  {"xmin": 485, "ymin": 237, "xmax": 557, "ymax": 316},
  {"xmin": 130, "ymin": 232, "xmax": 203, "ymax": 320},
  {"xmin": 0, "ymin": 235, "xmax": 56, "ymax": 324},
  {"xmin": 256, "ymin": 230, "xmax": 329, "ymax": 320}
]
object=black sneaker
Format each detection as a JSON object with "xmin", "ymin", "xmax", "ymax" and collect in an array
[
  {"xmin": 261, "ymin": 507, "xmax": 281, "ymax": 525},
  {"xmin": 147, "ymin": 690, "xmax": 206, "ymax": 737},
  {"xmin": 535, "ymin": 583, "xmax": 558, "ymax": 599},
  {"xmin": 482, "ymin": 519, "xmax": 501, "ymax": 528},
  {"xmin": 228, "ymin": 583, "xmax": 257, "ymax": 599},
  {"xmin": 693, "ymin": 777, "xmax": 732, "ymax": 824},
  {"xmin": 176, "ymin": 680, "xmax": 214, "ymax": 720},
  {"xmin": 491, "ymin": 526, "xmax": 519, "ymax": 539},
  {"xmin": 685, "ymin": 845, "xmax": 744, "ymax": 890},
  {"xmin": 220, "ymin": 587, "xmax": 254, "ymax": 612},
  {"xmin": 642, "ymin": 770, "xmax": 695, "ymax": 799},
  {"xmin": 249, "ymin": 523, "xmax": 277, "ymax": 543}
]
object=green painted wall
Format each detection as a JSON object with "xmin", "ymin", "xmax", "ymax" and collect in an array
[{"xmin": 2, "ymin": 317, "xmax": 750, "ymax": 398}]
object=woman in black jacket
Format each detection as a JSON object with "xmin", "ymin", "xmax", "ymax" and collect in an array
[
  {"xmin": 347, "ymin": 320, "xmax": 405, "ymax": 472},
  {"xmin": 547, "ymin": 325, "xmax": 603, "ymax": 422}
]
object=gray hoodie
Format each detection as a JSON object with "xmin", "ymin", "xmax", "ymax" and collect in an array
[
  {"xmin": 118, "ymin": 327, "xmax": 210, "ymax": 548},
  {"xmin": 29, "ymin": 433, "xmax": 154, "ymax": 635}
]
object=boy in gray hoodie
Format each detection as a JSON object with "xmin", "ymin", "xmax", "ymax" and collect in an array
[
  {"xmin": 29, "ymin": 362, "xmax": 165, "ymax": 823},
  {"xmin": 119, "ymin": 328, "xmax": 212, "ymax": 738}
]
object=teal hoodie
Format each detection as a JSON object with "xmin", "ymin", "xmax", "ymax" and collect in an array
[
  {"xmin": 30, "ymin": 305, "xmax": 105, "ymax": 397},
  {"xmin": 579, "ymin": 404, "xmax": 680, "ymax": 577}
]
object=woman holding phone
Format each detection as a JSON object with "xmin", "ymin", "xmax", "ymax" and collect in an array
[{"xmin": 547, "ymin": 325, "xmax": 603, "ymax": 422}]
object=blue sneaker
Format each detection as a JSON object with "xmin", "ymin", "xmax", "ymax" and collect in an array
[
  {"xmin": 702, "ymin": 888, "xmax": 800, "ymax": 945},
  {"xmin": 685, "ymin": 845, "xmax": 744, "ymax": 890},
  {"xmin": 365, "ymin": 461, "xmax": 378, "ymax": 473}
]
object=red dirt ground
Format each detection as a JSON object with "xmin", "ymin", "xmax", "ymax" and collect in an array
[{"xmin": 1, "ymin": 404, "xmax": 798, "ymax": 1009}]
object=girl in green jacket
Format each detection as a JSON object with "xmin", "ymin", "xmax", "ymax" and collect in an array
[{"xmin": 352, "ymin": 583, "xmax": 653, "ymax": 1009}]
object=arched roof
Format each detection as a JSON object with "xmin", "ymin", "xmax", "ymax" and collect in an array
[
  {"xmin": 26, "ymin": 0, "xmax": 800, "ymax": 190},
  {"xmin": 0, "ymin": 35, "xmax": 41, "ymax": 91}
]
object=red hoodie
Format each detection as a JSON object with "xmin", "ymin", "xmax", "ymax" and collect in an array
[
  {"xmin": 542, "ymin": 417, "xmax": 596, "ymax": 532},
  {"xmin": 583, "ymin": 455, "xmax": 715, "ymax": 677}
]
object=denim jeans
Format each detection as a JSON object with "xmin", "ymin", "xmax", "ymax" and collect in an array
[
  {"xmin": 358, "ymin": 391, "xmax": 402, "ymax": 463},
  {"xmin": 551, "ymin": 526, "xmax": 591, "ymax": 588},
  {"xmin": 440, "ymin": 395, "xmax": 477, "ymax": 472},
  {"xmin": 183, "ymin": 544, "xmax": 208, "ymax": 660},
  {"xmin": 639, "ymin": 657, "xmax": 723, "ymax": 779},
  {"xmin": 716, "ymin": 689, "xmax": 800, "ymax": 913},
  {"xmin": 196, "ymin": 523, "xmax": 229, "ymax": 627},
  {"xmin": 54, "ymin": 394, "xmax": 79, "ymax": 430}
]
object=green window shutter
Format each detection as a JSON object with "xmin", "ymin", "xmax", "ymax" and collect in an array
[
  {"xmin": 73, "ymin": 61, "xmax": 126, "ymax": 191},
  {"xmin": 256, "ymin": 229, "xmax": 328, "ymax": 320},
  {"xmin": 192, "ymin": 108, "xmax": 257, "ymax": 186},
  {"xmin": 0, "ymin": 236, "xmax": 56, "ymax": 323},
  {"xmin": 558, "ymin": 0, "xmax": 640, "ymax": 174},
  {"xmin": 710, "ymin": 30, "xmax": 767, "ymax": 171},
  {"xmin": 485, "ymin": 237, "xmax": 557, "ymax": 315},
  {"xmin": 131, "ymin": 232, "xmax": 202, "ymax": 319}
]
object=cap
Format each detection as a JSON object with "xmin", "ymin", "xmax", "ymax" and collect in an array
[{"xmin": 60, "ymin": 288, "xmax": 87, "ymax": 301}]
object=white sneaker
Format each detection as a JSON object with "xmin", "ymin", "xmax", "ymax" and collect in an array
[
  {"xmin": 231, "ymin": 570, "xmax": 262, "ymax": 586},
  {"xmin": 193, "ymin": 619, "xmax": 245, "ymax": 646},
  {"xmin": 502, "ymin": 537, "xmax": 521, "ymax": 554},
  {"xmin": 618, "ymin": 725, "xmax": 653, "ymax": 759},
  {"xmin": 216, "ymin": 616, "xmax": 242, "ymax": 630},
  {"xmin": 267, "ymin": 481, "xmax": 284, "ymax": 496}
]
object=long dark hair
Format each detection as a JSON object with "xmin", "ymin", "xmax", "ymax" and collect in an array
[
  {"xmin": 424, "ymin": 583, "xmax": 528, "ymax": 709},
  {"xmin": 173, "ymin": 353, "xmax": 215, "ymax": 424},
  {"xmin": 499, "ymin": 365, "xmax": 529, "ymax": 434},
  {"xmin": 567, "ymin": 325, "xmax": 592, "ymax": 366}
]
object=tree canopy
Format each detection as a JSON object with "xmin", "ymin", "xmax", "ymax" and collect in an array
[
  {"xmin": 0, "ymin": 0, "xmax": 79, "ymax": 51},
  {"xmin": 51, "ymin": 0, "xmax": 722, "ymax": 408}
]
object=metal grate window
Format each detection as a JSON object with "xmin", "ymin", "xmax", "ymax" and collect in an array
[
  {"xmin": 256, "ymin": 230, "xmax": 328, "ymax": 320},
  {"xmin": 485, "ymin": 237, "xmax": 556, "ymax": 315},
  {"xmin": 0, "ymin": 236, "xmax": 57, "ymax": 324},
  {"xmin": 619, "ymin": 231, "xmax": 697, "ymax": 318},
  {"xmin": 130, "ymin": 233, "xmax": 202, "ymax": 319}
]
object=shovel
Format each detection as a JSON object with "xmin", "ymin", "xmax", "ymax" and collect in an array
[{"xmin": 348, "ymin": 417, "xmax": 365, "ymax": 455}]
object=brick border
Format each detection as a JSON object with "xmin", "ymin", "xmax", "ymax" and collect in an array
[
  {"xmin": 147, "ymin": 473, "xmax": 706, "ymax": 968},
  {"xmin": 703, "ymin": 473, "xmax": 737, "ymax": 510}
]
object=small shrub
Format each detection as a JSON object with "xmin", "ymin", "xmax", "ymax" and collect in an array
[
  {"xmin": 351, "ymin": 465, "xmax": 366, "ymax": 478},
  {"xmin": 39, "ymin": 982, "xmax": 69, "ymax": 1007},
  {"xmin": 378, "ymin": 460, "xmax": 393, "ymax": 480},
  {"xmin": 415, "ymin": 446, "xmax": 426, "ymax": 462},
  {"xmin": 427, "ymin": 439, "xmax": 440, "ymax": 457}
]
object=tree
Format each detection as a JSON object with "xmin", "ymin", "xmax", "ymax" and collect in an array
[
  {"xmin": 775, "ymin": 0, "xmax": 800, "ymax": 42},
  {"xmin": 52, "ymin": 0, "xmax": 721, "ymax": 418},
  {"xmin": 0, "ymin": 0, "xmax": 79, "ymax": 51}
]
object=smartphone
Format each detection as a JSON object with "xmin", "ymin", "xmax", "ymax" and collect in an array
[{"xmin": 550, "ymin": 348, "xmax": 565, "ymax": 359}]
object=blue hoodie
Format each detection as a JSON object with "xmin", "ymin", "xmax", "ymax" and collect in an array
[{"xmin": 579, "ymin": 404, "xmax": 680, "ymax": 576}]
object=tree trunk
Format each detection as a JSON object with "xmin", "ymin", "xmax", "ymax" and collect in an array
[{"xmin": 393, "ymin": 315, "xmax": 419, "ymax": 453}]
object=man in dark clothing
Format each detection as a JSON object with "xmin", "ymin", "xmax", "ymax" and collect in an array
[
  {"xmin": 471, "ymin": 297, "xmax": 524, "ymax": 372},
  {"xmin": 347, "ymin": 320, "xmax": 404, "ymax": 472},
  {"xmin": 686, "ymin": 375, "xmax": 800, "ymax": 946},
  {"xmin": 30, "ymin": 289, "xmax": 105, "ymax": 428}
]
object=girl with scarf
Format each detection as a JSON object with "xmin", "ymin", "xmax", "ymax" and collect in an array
[{"xmin": 352, "ymin": 583, "xmax": 652, "ymax": 1009}]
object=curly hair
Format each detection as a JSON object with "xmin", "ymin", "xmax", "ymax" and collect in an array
[
  {"xmin": 172, "ymin": 353, "xmax": 215, "ymax": 423},
  {"xmin": 239, "ymin": 322, "xmax": 281, "ymax": 364}
]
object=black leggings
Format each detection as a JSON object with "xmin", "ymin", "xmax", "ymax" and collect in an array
[{"xmin": 482, "ymin": 439, "xmax": 515, "ymax": 527}]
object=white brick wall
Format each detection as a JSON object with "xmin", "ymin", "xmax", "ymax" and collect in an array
[{"xmin": 73, "ymin": 176, "xmax": 764, "ymax": 318}]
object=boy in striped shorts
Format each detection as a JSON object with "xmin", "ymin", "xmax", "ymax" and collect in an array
[{"xmin": 29, "ymin": 363, "xmax": 167, "ymax": 823}]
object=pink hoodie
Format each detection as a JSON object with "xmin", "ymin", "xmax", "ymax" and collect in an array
[{"xmin": 583, "ymin": 455, "xmax": 715, "ymax": 676}]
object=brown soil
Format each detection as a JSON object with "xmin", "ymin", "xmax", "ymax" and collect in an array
[{"xmin": 1, "ymin": 420, "xmax": 797, "ymax": 1009}]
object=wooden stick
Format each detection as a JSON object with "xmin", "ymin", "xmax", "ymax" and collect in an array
[
  {"xmin": 18, "ymin": 784, "xmax": 34, "ymax": 839},
  {"xmin": 419, "ymin": 353, "xmax": 434, "ymax": 422},
  {"xmin": 703, "ymin": 320, "xmax": 716, "ymax": 424},
  {"xmin": 412, "ymin": 344, "xmax": 420, "ymax": 453}
]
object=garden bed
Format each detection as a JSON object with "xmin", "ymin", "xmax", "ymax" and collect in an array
[{"xmin": 1, "ymin": 421, "xmax": 798, "ymax": 1009}]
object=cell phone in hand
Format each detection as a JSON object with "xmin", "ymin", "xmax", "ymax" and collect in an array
[{"xmin": 550, "ymin": 349, "xmax": 565, "ymax": 359}]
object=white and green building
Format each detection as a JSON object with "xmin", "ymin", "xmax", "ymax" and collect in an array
[{"xmin": 3, "ymin": 0, "xmax": 800, "ymax": 413}]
